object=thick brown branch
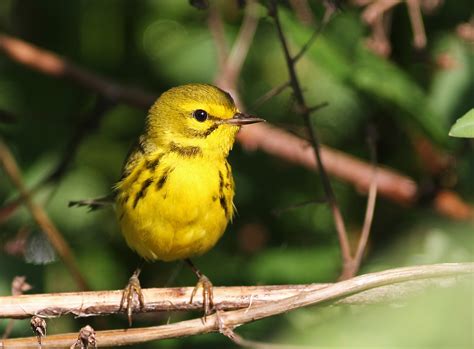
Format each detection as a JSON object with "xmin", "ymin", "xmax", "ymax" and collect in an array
[
  {"xmin": 237, "ymin": 123, "xmax": 417, "ymax": 204},
  {"xmin": 0, "ymin": 34, "xmax": 155, "ymax": 108},
  {"xmin": 1, "ymin": 263, "xmax": 471, "ymax": 348}
]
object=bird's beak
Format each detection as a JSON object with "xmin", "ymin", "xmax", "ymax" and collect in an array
[{"xmin": 223, "ymin": 112, "xmax": 265, "ymax": 126}]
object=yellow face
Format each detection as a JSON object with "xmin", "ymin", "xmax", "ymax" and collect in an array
[{"xmin": 145, "ymin": 84, "xmax": 262, "ymax": 156}]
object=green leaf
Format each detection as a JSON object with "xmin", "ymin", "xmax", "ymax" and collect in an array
[{"xmin": 449, "ymin": 109, "xmax": 474, "ymax": 138}]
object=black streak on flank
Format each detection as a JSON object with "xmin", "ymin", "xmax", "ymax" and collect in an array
[
  {"xmin": 220, "ymin": 196, "xmax": 228, "ymax": 217},
  {"xmin": 146, "ymin": 156, "xmax": 161, "ymax": 170},
  {"xmin": 157, "ymin": 168, "xmax": 172, "ymax": 191},
  {"xmin": 218, "ymin": 171, "xmax": 228, "ymax": 217},
  {"xmin": 218, "ymin": 171, "xmax": 224, "ymax": 192},
  {"xmin": 169, "ymin": 142, "xmax": 202, "ymax": 157},
  {"xmin": 133, "ymin": 177, "xmax": 153, "ymax": 208}
]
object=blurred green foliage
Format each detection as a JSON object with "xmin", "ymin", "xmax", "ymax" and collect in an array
[{"xmin": 0, "ymin": 0, "xmax": 473, "ymax": 348}]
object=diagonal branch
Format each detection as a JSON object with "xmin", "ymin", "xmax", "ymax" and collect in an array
[
  {"xmin": 0, "ymin": 34, "xmax": 155, "ymax": 108},
  {"xmin": 0, "ymin": 139, "xmax": 89, "ymax": 291}
]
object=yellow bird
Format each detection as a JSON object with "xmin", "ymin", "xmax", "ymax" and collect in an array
[{"xmin": 114, "ymin": 84, "xmax": 264, "ymax": 323}]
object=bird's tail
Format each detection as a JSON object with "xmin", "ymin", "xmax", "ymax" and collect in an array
[{"xmin": 68, "ymin": 194, "xmax": 115, "ymax": 211}]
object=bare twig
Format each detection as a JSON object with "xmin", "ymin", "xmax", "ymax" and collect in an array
[
  {"xmin": 0, "ymin": 34, "xmax": 155, "ymax": 108},
  {"xmin": 289, "ymin": 0, "xmax": 315, "ymax": 26},
  {"xmin": 365, "ymin": 14, "xmax": 392, "ymax": 57},
  {"xmin": 406, "ymin": 0, "xmax": 427, "ymax": 49},
  {"xmin": 292, "ymin": 5, "xmax": 335, "ymax": 64},
  {"xmin": 214, "ymin": 0, "xmax": 260, "ymax": 99},
  {"xmin": 341, "ymin": 131, "xmax": 379, "ymax": 279},
  {"xmin": 222, "ymin": 0, "xmax": 260, "ymax": 89},
  {"xmin": 0, "ymin": 139, "xmax": 89, "ymax": 291},
  {"xmin": 207, "ymin": 4, "xmax": 229, "ymax": 70},
  {"xmin": 269, "ymin": 0, "xmax": 352, "ymax": 276},
  {"xmin": 1, "ymin": 277, "xmax": 32, "ymax": 339},
  {"xmin": 1, "ymin": 263, "xmax": 471, "ymax": 348},
  {"xmin": 250, "ymin": 81, "xmax": 291, "ymax": 110},
  {"xmin": 361, "ymin": 0, "xmax": 401, "ymax": 25}
]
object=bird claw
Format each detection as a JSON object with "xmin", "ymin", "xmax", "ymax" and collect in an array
[
  {"xmin": 119, "ymin": 271, "xmax": 145, "ymax": 326},
  {"xmin": 190, "ymin": 274, "xmax": 214, "ymax": 322}
]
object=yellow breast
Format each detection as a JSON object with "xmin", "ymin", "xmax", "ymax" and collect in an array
[{"xmin": 115, "ymin": 149, "xmax": 235, "ymax": 261}]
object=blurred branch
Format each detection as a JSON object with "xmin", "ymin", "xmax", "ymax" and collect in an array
[
  {"xmin": 1, "ymin": 277, "xmax": 32, "ymax": 339},
  {"xmin": 212, "ymin": 0, "xmax": 260, "ymax": 105},
  {"xmin": 354, "ymin": 0, "xmax": 432, "ymax": 55},
  {"xmin": 1, "ymin": 263, "xmax": 472, "ymax": 347},
  {"xmin": 269, "ymin": 0, "xmax": 352, "ymax": 276},
  {"xmin": 406, "ymin": 0, "xmax": 426, "ymax": 49},
  {"xmin": 1, "ymin": 32, "xmax": 471, "ymax": 218},
  {"xmin": 0, "ymin": 97, "xmax": 114, "ymax": 223},
  {"xmin": 0, "ymin": 139, "xmax": 89, "ymax": 291},
  {"xmin": 207, "ymin": 4, "xmax": 229, "ymax": 70},
  {"xmin": 0, "ymin": 34, "xmax": 155, "ymax": 108},
  {"xmin": 341, "ymin": 131, "xmax": 379, "ymax": 279},
  {"xmin": 218, "ymin": 0, "xmax": 260, "ymax": 90}
]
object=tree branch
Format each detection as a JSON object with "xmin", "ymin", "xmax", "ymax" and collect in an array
[
  {"xmin": 1, "ymin": 263, "xmax": 471, "ymax": 348},
  {"xmin": 0, "ymin": 139, "xmax": 89, "ymax": 291},
  {"xmin": 269, "ymin": 0, "xmax": 352, "ymax": 275},
  {"xmin": 0, "ymin": 34, "xmax": 155, "ymax": 108}
]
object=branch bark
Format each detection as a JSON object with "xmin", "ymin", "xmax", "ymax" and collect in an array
[{"xmin": 0, "ymin": 263, "xmax": 471, "ymax": 348}]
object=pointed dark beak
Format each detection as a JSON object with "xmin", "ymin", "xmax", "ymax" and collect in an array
[{"xmin": 223, "ymin": 112, "xmax": 265, "ymax": 126}]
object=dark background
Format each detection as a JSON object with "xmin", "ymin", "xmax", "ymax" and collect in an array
[{"xmin": 1, "ymin": 0, "xmax": 473, "ymax": 347}]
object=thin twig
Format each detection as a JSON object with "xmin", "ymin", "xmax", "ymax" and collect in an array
[
  {"xmin": 344, "ymin": 130, "xmax": 379, "ymax": 279},
  {"xmin": 213, "ymin": 0, "xmax": 260, "ymax": 102},
  {"xmin": 1, "ymin": 263, "xmax": 471, "ymax": 347},
  {"xmin": 361, "ymin": 0, "xmax": 401, "ymax": 25},
  {"xmin": 0, "ymin": 139, "xmax": 89, "ymax": 291},
  {"xmin": 406, "ymin": 0, "xmax": 427, "ymax": 49},
  {"xmin": 292, "ymin": 6, "xmax": 335, "ymax": 64},
  {"xmin": 222, "ymin": 0, "xmax": 260, "ymax": 89},
  {"xmin": 1, "ymin": 276, "xmax": 33, "ymax": 339},
  {"xmin": 269, "ymin": 1, "xmax": 352, "ymax": 276},
  {"xmin": 207, "ymin": 4, "xmax": 229, "ymax": 71},
  {"xmin": 250, "ymin": 81, "xmax": 291, "ymax": 110}
]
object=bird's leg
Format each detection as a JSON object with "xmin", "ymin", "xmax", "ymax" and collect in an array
[
  {"xmin": 185, "ymin": 259, "xmax": 214, "ymax": 319},
  {"xmin": 119, "ymin": 268, "xmax": 145, "ymax": 326}
]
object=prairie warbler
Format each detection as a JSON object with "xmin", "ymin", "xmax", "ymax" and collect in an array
[{"xmin": 115, "ymin": 84, "xmax": 263, "ymax": 323}]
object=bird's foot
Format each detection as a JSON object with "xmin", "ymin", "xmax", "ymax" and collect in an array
[
  {"xmin": 119, "ymin": 269, "xmax": 145, "ymax": 326},
  {"xmin": 190, "ymin": 274, "xmax": 214, "ymax": 321}
]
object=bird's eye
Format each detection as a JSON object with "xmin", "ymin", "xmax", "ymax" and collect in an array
[{"xmin": 193, "ymin": 109, "xmax": 208, "ymax": 122}]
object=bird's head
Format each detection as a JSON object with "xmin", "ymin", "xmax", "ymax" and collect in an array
[{"xmin": 145, "ymin": 84, "xmax": 264, "ymax": 157}]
